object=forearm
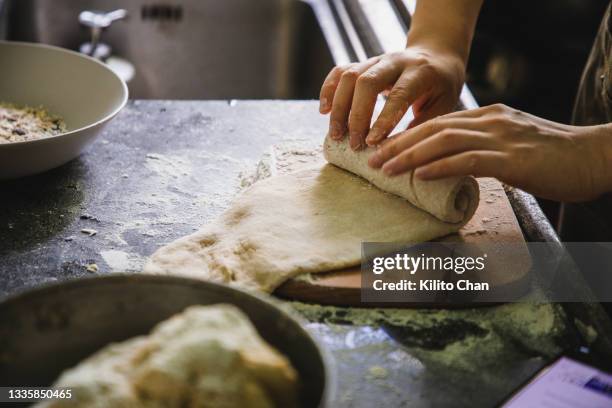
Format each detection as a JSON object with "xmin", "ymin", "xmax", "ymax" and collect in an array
[{"xmin": 407, "ymin": 0, "xmax": 483, "ymax": 64}]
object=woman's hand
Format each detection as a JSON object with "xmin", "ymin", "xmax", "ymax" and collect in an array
[
  {"xmin": 319, "ymin": 47, "xmax": 466, "ymax": 151},
  {"xmin": 368, "ymin": 104, "xmax": 612, "ymax": 202}
]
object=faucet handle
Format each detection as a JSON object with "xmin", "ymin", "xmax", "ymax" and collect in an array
[
  {"xmin": 79, "ymin": 9, "xmax": 128, "ymax": 30},
  {"xmin": 78, "ymin": 9, "xmax": 127, "ymax": 59}
]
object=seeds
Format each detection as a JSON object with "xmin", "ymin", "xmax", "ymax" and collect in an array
[{"xmin": 0, "ymin": 102, "xmax": 66, "ymax": 143}]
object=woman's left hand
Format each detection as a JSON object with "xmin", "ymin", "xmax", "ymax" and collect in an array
[{"xmin": 367, "ymin": 103, "xmax": 612, "ymax": 202}]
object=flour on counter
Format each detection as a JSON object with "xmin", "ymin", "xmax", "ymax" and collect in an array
[
  {"xmin": 100, "ymin": 250, "xmax": 145, "ymax": 272},
  {"xmin": 80, "ymin": 228, "xmax": 97, "ymax": 237},
  {"xmin": 145, "ymin": 153, "xmax": 192, "ymax": 179},
  {"xmin": 238, "ymin": 140, "xmax": 324, "ymax": 190},
  {"xmin": 367, "ymin": 366, "xmax": 389, "ymax": 380},
  {"xmin": 85, "ymin": 263, "xmax": 99, "ymax": 273},
  {"xmin": 99, "ymin": 148, "xmax": 256, "ymax": 249}
]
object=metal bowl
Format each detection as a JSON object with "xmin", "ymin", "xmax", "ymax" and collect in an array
[
  {"xmin": 0, "ymin": 41, "xmax": 128, "ymax": 179},
  {"xmin": 0, "ymin": 274, "xmax": 333, "ymax": 407}
]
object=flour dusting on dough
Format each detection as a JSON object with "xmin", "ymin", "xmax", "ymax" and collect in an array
[{"xmin": 144, "ymin": 141, "xmax": 468, "ymax": 292}]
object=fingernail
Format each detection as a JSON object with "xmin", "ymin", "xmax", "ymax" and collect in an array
[
  {"xmin": 368, "ymin": 152, "xmax": 383, "ymax": 168},
  {"xmin": 382, "ymin": 163, "xmax": 396, "ymax": 176},
  {"xmin": 365, "ymin": 128, "xmax": 381, "ymax": 146},
  {"xmin": 330, "ymin": 122, "xmax": 344, "ymax": 140},
  {"xmin": 349, "ymin": 130, "xmax": 363, "ymax": 151},
  {"xmin": 383, "ymin": 167, "xmax": 395, "ymax": 176},
  {"xmin": 319, "ymin": 97, "xmax": 329, "ymax": 112},
  {"xmin": 414, "ymin": 167, "xmax": 431, "ymax": 179}
]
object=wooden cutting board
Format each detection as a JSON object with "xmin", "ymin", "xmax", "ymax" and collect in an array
[
  {"xmin": 265, "ymin": 145, "xmax": 531, "ymax": 308},
  {"xmin": 274, "ymin": 178, "xmax": 531, "ymax": 308}
]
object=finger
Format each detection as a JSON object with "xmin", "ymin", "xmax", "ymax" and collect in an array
[
  {"xmin": 407, "ymin": 113, "xmax": 433, "ymax": 129},
  {"xmin": 368, "ymin": 117, "xmax": 491, "ymax": 168},
  {"xmin": 329, "ymin": 59, "xmax": 380, "ymax": 141},
  {"xmin": 366, "ymin": 69, "xmax": 432, "ymax": 146},
  {"xmin": 414, "ymin": 151, "xmax": 509, "ymax": 180},
  {"xmin": 349, "ymin": 60, "xmax": 402, "ymax": 150},
  {"xmin": 412, "ymin": 93, "xmax": 432, "ymax": 117},
  {"xmin": 436, "ymin": 105, "xmax": 492, "ymax": 120},
  {"xmin": 319, "ymin": 66, "xmax": 345, "ymax": 113},
  {"xmin": 380, "ymin": 130, "xmax": 498, "ymax": 176}
]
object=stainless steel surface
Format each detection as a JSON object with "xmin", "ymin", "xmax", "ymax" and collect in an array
[
  {"xmin": 3, "ymin": 0, "xmax": 338, "ymax": 99},
  {"xmin": 0, "ymin": 274, "xmax": 333, "ymax": 407}
]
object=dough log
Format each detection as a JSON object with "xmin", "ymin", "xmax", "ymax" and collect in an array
[{"xmin": 323, "ymin": 135, "xmax": 479, "ymax": 224}]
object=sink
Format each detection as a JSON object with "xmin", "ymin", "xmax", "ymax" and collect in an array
[{"xmin": 2, "ymin": 0, "xmax": 337, "ymax": 99}]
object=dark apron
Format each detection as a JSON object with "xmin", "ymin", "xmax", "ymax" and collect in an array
[
  {"xmin": 558, "ymin": 3, "xmax": 612, "ymax": 309},
  {"xmin": 559, "ymin": 2, "xmax": 612, "ymax": 241}
]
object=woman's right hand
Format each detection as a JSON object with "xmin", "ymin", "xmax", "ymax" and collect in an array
[{"xmin": 319, "ymin": 46, "xmax": 467, "ymax": 151}]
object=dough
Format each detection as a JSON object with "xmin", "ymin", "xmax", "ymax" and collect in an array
[
  {"xmin": 323, "ymin": 135, "xmax": 479, "ymax": 223},
  {"xmin": 36, "ymin": 305, "xmax": 298, "ymax": 408},
  {"xmin": 144, "ymin": 157, "xmax": 478, "ymax": 292}
]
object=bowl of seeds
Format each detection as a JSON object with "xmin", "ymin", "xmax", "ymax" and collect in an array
[{"xmin": 0, "ymin": 41, "xmax": 128, "ymax": 179}]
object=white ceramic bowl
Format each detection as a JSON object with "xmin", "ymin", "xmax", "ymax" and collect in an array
[{"xmin": 0, "ymin": 41, "xmax": 128, "ymax": 179}]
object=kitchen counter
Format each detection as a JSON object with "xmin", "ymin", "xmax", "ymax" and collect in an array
[{"xmin": 0, "ymin": 100, "xmax": 610, "ymax": 407}]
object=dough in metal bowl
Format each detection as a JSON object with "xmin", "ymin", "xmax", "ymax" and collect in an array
[{"xmin": 36, "ymin": 305, "xmax": 298, "ymax": 408}]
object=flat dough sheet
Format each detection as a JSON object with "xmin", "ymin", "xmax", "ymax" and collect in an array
[{"xmin": 144, "ymin": 163, "xmax": 470, "ymax": 293}]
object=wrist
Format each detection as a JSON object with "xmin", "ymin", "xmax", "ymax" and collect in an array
[
  {"xmin": 406, "ymin": 32, "xmax": 470, "ymax": 67},
  {"xmin": 598, "ymin": 125, "xmax": 612, "ymax": 194},
  {"xmin": 406, "ymin": 0, "xmax": 483, "ymax": 67},
  {"xmin": 580, "ymin": 124, "xmax": 612, "ymax": 196}
]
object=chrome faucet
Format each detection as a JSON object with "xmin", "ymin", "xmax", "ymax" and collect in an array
[{"xmin": 78, "ymin": 9, "xmax": 127, "ymax": 60}]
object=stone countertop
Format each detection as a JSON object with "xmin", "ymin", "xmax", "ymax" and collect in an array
[{"xmin": 0, "ymin": 100, "xmax": 598, "ymax": 407}]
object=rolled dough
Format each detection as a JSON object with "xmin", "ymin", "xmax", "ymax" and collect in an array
[
  {"xmin": 144, "ymin": 143, "xmax": 479, "ymax": 291},
  {"xmin": 323, "ymin": 135, "xmax": 479, "ymax": 223},
  {"xmin": 36, "ymin": 305, "xmax": 298, "ymax": 408}
]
